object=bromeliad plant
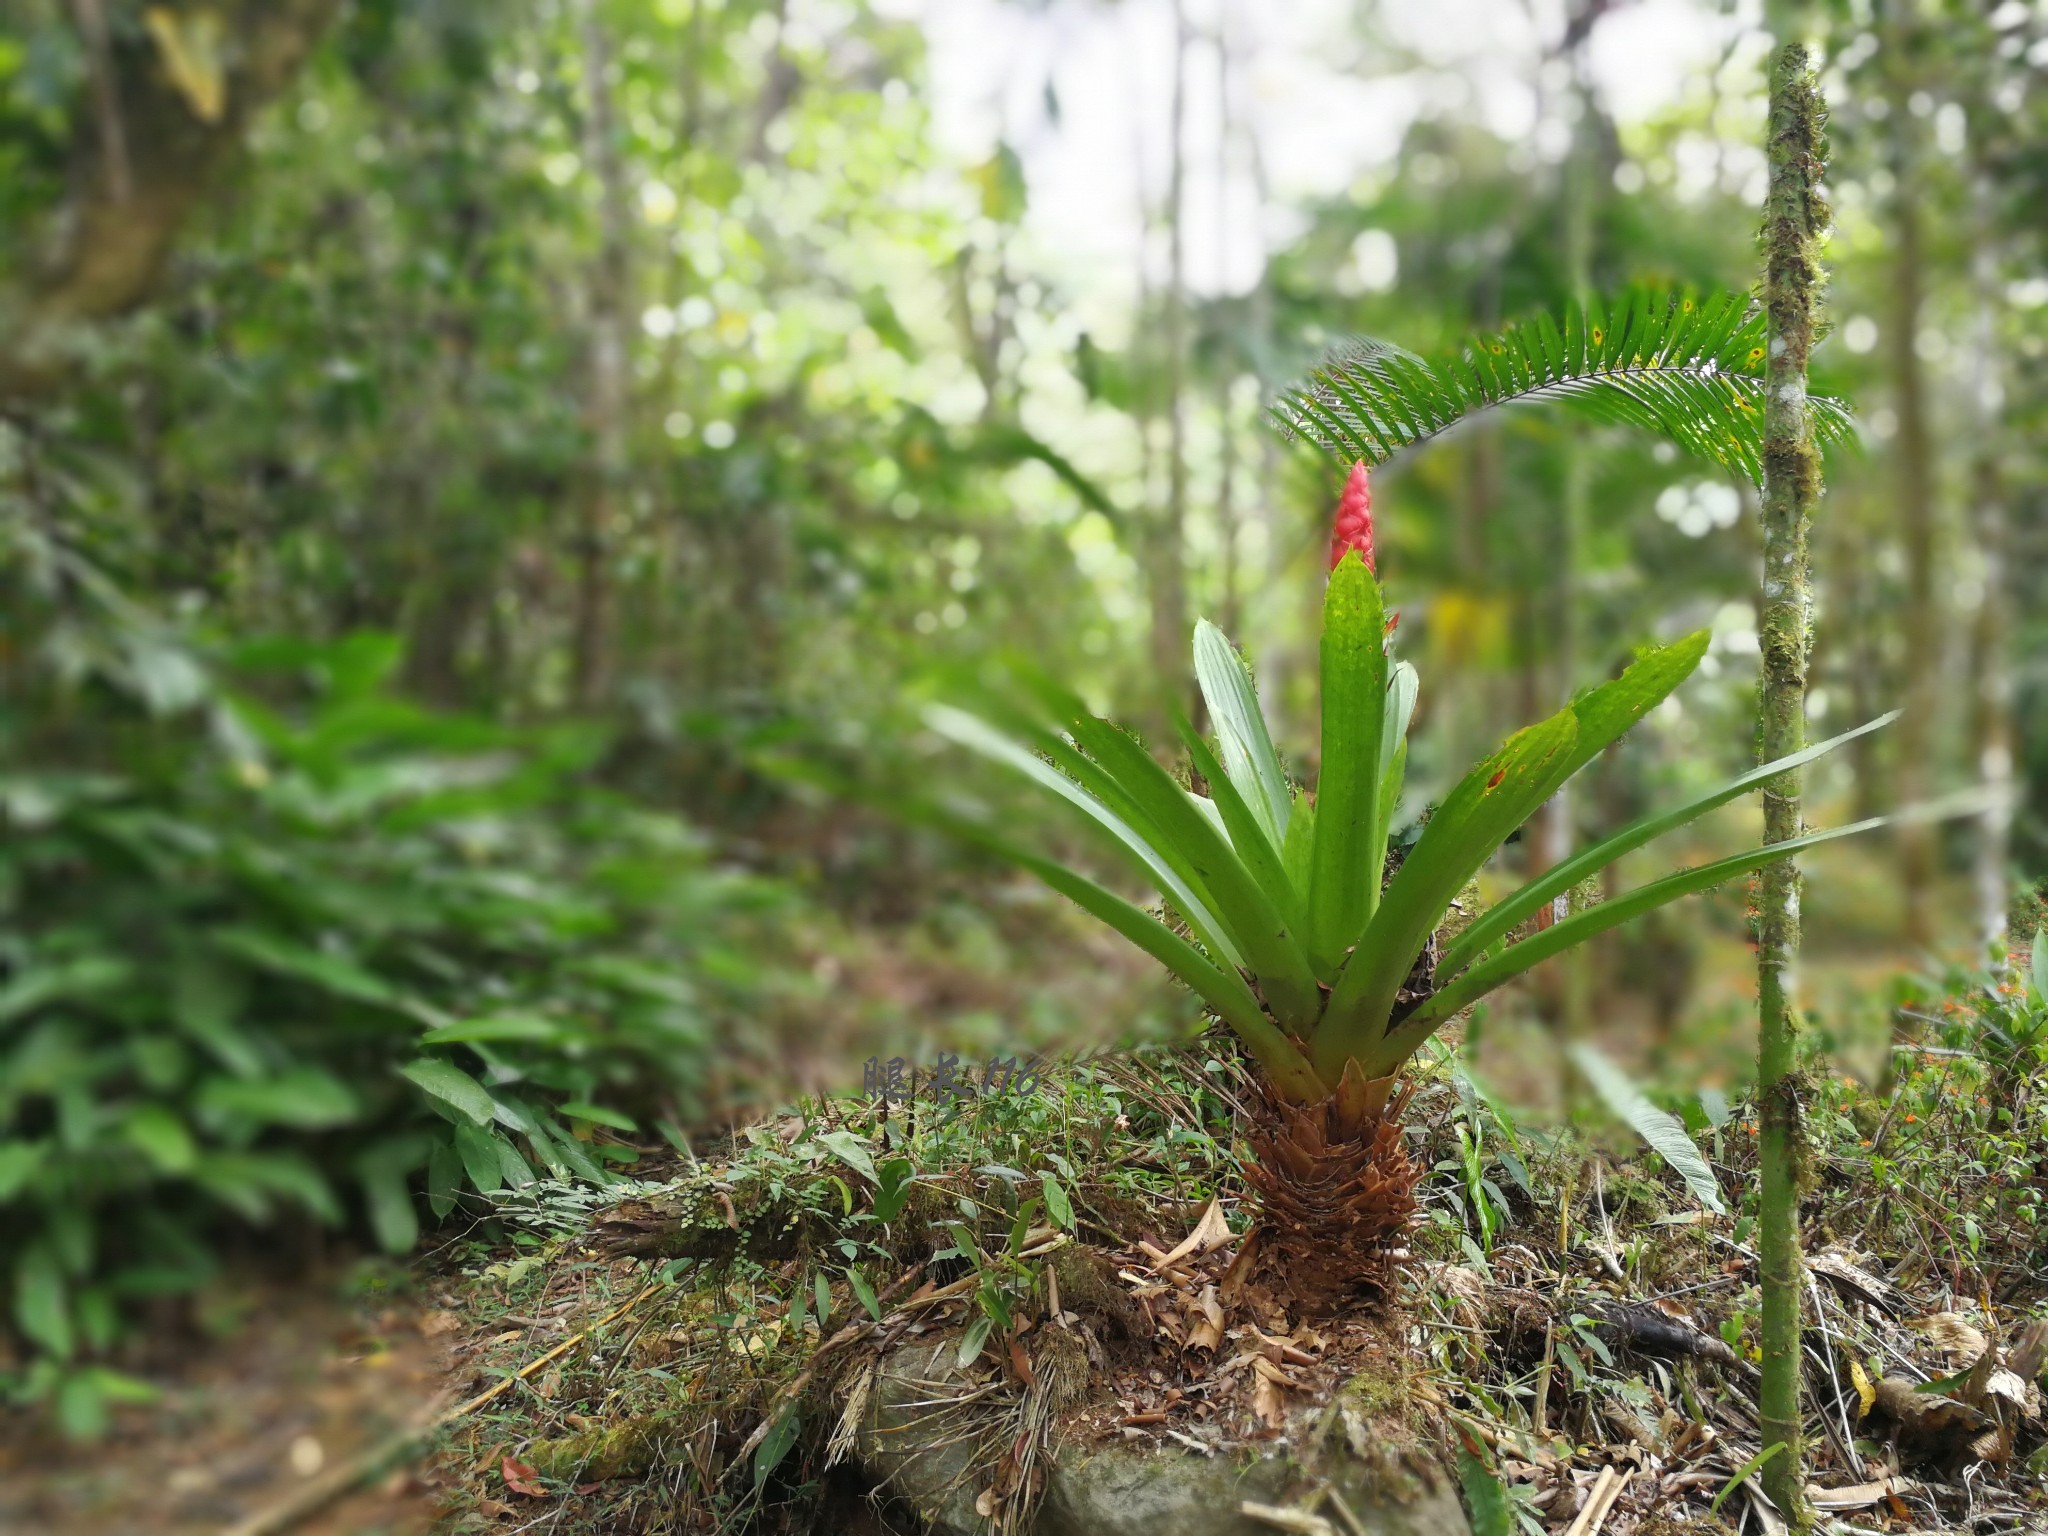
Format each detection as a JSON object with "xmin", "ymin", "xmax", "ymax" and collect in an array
[
  {"xmin": 932, "ymin": 505, "xmax": 1887, "ymax": 1304},
  {"xmin": 927, "ymin": 292, "xmax": 1879, "ymax": 1307}
]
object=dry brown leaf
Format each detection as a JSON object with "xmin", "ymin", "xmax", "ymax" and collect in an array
[
  {"xmin": 1806, "ymin": 1478, "xmax": 1915, "ymax": 1511},
  {"xmin": 1251, "ymin": 1370, "xmax": 1289, "ymax": 1428},
  {"xmin": 1188, "ymin": 1291, "xmax": 1223, "ymax": 1351},
  {"xmin": 501, "ymin": 1455, "xmax": 548, "ymax": 1498},
  {"xmin": 1152, "ymin": 1198, "xmax": 1234, "ymax": 1272},
  {"xmin": 1910, "ymin": 1312, "xmax": 1989, "ymax": 1364}
]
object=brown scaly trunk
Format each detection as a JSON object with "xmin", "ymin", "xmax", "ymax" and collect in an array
[{"xmin": 1241, "ymin": 1063, "xmax": 1422, "ymax": 1313}]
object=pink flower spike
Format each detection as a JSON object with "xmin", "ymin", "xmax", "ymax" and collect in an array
[{"xmin": 1327, "ymin": 460, "xmax": 1375, "ymax": 573}]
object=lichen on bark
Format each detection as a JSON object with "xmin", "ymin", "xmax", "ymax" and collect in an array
[{"xmin": 1754, "ymin": 11, "xmax": 1829, "ymax": 1526}]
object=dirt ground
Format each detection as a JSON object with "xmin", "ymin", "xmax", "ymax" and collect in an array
[{"xmin": 0, "ymin": 1262, "xmax": 458, "ymax": 1536}]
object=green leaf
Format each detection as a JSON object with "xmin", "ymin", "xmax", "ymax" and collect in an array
[
  {"xmin": 1274, "ymin": 288, "xmax": 1856, "ymax": 485},
  {"xmin": 1305, "ymin": 553, "xmax": 1389, "ymax": 976},
  {"xmin": 929, "ymin": 810, "xmax": 1322, "ymax": 1100},
  {"xmin": 1282, "ymin": 787, "xmax": 1316, "ymax": 899},
  {"xmin": 753, "ymin": 1405, "xmax": 801, "ymax": 1489},
  {"xmin": 957, "ymin": 1313, "xmax": 994, "ymax": 1370},
  {"xmin": 192, "ymin": 1152, "xmax": 341, "ymax": 1223},
  {"xmin": 358, "ymin": 1158, "xmax": 420, "ymax": 1254},
  {"xmin": 198, "ymin": 1069, "xmax": 360, "ymax": 1129},
  {"xmin": 418, "ymin": 1014, "xmax": 562, "ymax": 1046},
  {"xmin": 1041, "ymin": 1174, "xmax": 1074, "ymax": 1232},
  {"xmin": 1455, "ymin": 1444, "xmax": 1514, "ymax": 1536},
  {"xmin": 1063, "ymin": 711, "xmax": 1320, "ymax": 1023},
  {"xmin": 818, "ymin": 1129, "xmax": 877, "ymax": 1183},
  {"xmin": 0, "ymin": 1141, "xmax": 47, "ymax": 1201},
  {"xmin": 924, "ymin": 702, "xmax": 1244, "ymax": 971},
  {"xmin": 0, "ymin": 956, "xmax": 132, "ymax": 1025},
  {"xmin": 16, "ymin": 1245, "xmax": 74, "ymax": 1359},
  {"xmin": 873, "ymin": 1158, "xmax": 916, "ymax": 1222},
  {"xmin": 495, "ymin": 1137, "xmax": 535, "ymax": 1190},
  {"xmin": 454, "ymin": 1123, "xmax": 506, "ymax": 1195},
  {"xmin": 1192, "ymin": 620, "xmax": 1291, "ymax": 847},
  {"xmin": 399, "ymin": 1059, "xmax": 496, "ymax": 1126},
  {"xmin": 847, "ymin": 1266, "xmax": 882, "ymax": 1321},
  {"xmin": 1397, "ymin": 814, "xmax": 1892, "ymax": 1047},
  {"xmin": 559, "ymin": 1101, "xmax": 636, "ymax": 1133},
  {"xmin": 123, "ymin": 1106, "xmax": 197, "ymax": 1174},
  {"xmin": 815, "ymin": 1271, "xmax": 833, "ymax": 1328},
  {"xmin": 1176, "ymin": 720, "xmax": 1301, "ymax": 923},
  {"xmin": 1709, "ymin": 1442, "xmax": 1788, "ymax": 1518},
  {"xmin": 426, "ymin": 1139, "xmax": 462, "ymax": 1219},
  {"xmin": 1321, "ymin": 712, "xmax": 1579, "ymax": 1078},
  {"xmin": 1438, "ymin": 708, "xmax": 1898, "ymax": 981},
  {"xmin": 2030, "ymin": 925, "xmax": 2048, "ymax": 1011},
  {"xmin": 1529, "ymin": 632, "xmax": 1711, "ymax": 808},
  {"xmin": 1566, "ymin": 1044, "xmax": 1726, "ymax": 1214},
  {"xmin": 212, "ymin": 927, "xmax": 399, "ymax": 1008}
]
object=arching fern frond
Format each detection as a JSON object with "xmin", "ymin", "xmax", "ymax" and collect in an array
[{"xmin": 1272, "ymin": 289, "xmax": 1855, "ymax": 485}]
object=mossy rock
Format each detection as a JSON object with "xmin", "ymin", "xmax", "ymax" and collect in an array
[{"xmin": 859, "ymin": 1339, "xmax": 1471, "ymax": 1536}]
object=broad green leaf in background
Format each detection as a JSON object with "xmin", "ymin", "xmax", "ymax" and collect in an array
[
  {"xmin": 818, "ymin": 1128, "xmax": 878, "ymax": 1183},
  {"xmin": 1455, "ymin": 1442, "xmax": 1515, "ymax": 1536},
  {"xmin": 123, "ymin": 1106, "xmax": 198, "ymax": 1174},
  {"xmin": 873, "ymin": 1158, "xmax": 917, "ymax": 1221},
  {"xmin": 454, "ymin": 1123, "xmax": 506, "ymax": 1195},
  {"xmin": 419, "ymin": 1014, "xmax": 563, "ymax": 1046},
  {"xmin": 560, "ymin": 1101, "xmax": 636, "ymax": 1133},
  {"xmin": 399, "ymin": 1058, "xmax": 497, "ymax": 1126},
  {"xmin": 357, "ymin": 1151, "xmax": 422, "ymax": 1254},
  {"xmin": 212, "ymin": 928, "xmax": 399, "ymax": 1008},
  {"xmin": 957, "ymin": 1313, "xmax": 994, "ymax": 1369},
  {"xmin": 0, "ymin": 1141, "xmax": 47, "ymax": 1201},
  {"xmin": 847, "ymin": 1266, "xmax": 882, "ymax": 1321},
  {"xmin": 1567, "ymin": 1043, "xmax": 1726, "ymax": 1214},
  {"xmin": 197, "ymin": 1069, "xmax": 360, "ymax": 1130},
  {"xmin": 15, "ymin": 1245, "xmax": 74, "ymax": 1360},
  {"xmin": 1041, "ymin": 1174, "xmax": 1074, "ymax": 1232},
  {"xmin": 753, "ymin": 1405, "xmax": 801, "ymax": 1488}
]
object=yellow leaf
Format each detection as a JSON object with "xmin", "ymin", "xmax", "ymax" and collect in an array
[
  {"xmin": 1849, "ymin": 1357, "xmax": 1877, "ymax": 1419},
  {"xmin": 144, "ymin": 8, "xmax": 228, "ymax": 125}
]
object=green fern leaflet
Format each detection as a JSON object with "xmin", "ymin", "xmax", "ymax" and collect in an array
[{"xmin": 1271, "ymin": 289, "xmax": 1855, "ymax": 484}]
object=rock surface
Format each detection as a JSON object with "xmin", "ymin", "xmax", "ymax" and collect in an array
[{"xmin": 859, "ymin": 1339, "xmax": 1473, "ymax": 1536}]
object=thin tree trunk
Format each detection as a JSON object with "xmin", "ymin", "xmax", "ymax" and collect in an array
[
  {"xmin": 572, "ymin": 0, "xmax": 634, "ymax": 711},
  {"xmin": 1967, "ymin": 191, "xmax": 2013, "ymax": 956},
  {"xmin": 1755, "ymin": 9, "xmax": 1827, "ymax": 1522},
  {"xmin": 1213, "ymin": 13, "xmax": 1240, "ymax": 648},
  {"xmin": 1149, "ymin": 0, "xmax": 1193, "ymax": 725},
  {"xmin": 1882, "ymin": 5, "xmax": 1939, "ymax": 943}
]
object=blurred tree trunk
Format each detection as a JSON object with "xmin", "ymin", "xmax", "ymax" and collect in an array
[
  {"xmin": 1967, "ymin": 192, "xmax": 2013, "ymax": 954},
  {"xmin": 572, "ymin": 0, "xmax": 635, "ymax": 711},
  {"xmin": 0, "ymin": 0, "xmax": 344, "ymax": 402},
  {"xmin": 1148, "ymin": 0, "xmax": 1193, "ymax": 727},
  {"xmin": 1881, "ymin": 6, "xmax": 1940, "ymax": 943},
  {"xmin": 1755, "ymin": 7, "xmax": 1827, "ymax": 1521},
  {"xmin": 1213, "ymin": 16, "xmax": 1241, "ymax": 649}
]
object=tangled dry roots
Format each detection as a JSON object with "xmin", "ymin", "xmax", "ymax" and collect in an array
[{"xmin": 1242, "ymin": 1063, "xmax": 1421, "ymax": 1314}]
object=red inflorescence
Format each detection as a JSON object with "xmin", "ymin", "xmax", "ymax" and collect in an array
[{"xmin": 1327, "ymin": 460, "xmax": 1375, "ymax": 573}]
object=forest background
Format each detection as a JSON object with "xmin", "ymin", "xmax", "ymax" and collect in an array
[{"xmin": 1, "ymin": 0, "xmax": 2044, "ymax": 1443}]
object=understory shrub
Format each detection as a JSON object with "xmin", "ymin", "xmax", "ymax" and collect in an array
[{"xmin": 1, "ymin": 528, "xmax": 775, "ymax": 1431}]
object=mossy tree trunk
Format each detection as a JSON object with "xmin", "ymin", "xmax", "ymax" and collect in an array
[{"xmin": 1756, "ymin": 6, "xmax": 1828, "ymax": 1524}]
